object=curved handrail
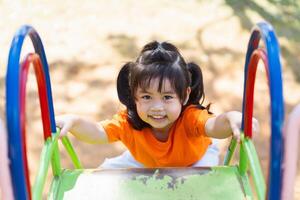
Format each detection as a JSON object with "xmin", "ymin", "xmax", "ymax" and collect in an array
[
  {"xmin": 281, "ymin": 104, "xmax": 300, "ymax": 200},
  {"xmin": 223, "ymin": 48, "xmax": 268, "ymax": 167},
  {"xmin": 19, "ymin": 53, "xmax": 53, "ymax": 199},
  {"xmin": 6, "ymin": 25, "xmax": 56, "ymax": 199},
  {"xmin": 20, "ymin": 53, "xmax": 52, "ymax": 140},
  {"xmin": 242, "ymin": 22, "xmax": 284, "ymax": 200},
  {"xmin": 20, "ymin": 53, "xmax": 83, "ymax": 199},
  {"xmin": 223, "ymin": 21, "xmax": 284, "ymax": 200},
  {"xmin": 243, "ymin": 48, "xmax": 268, "ymax": 137}
]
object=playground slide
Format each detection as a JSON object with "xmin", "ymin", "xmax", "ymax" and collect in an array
[{"xmin": 49, "ymin": 167, "xmax": 248, "ymax": 200}]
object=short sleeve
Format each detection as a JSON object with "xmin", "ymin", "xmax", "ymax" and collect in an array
[
  {"xmin": 183, "ymin": 106, "xmax": 214, "ymax": 137},
  {"xmin": 100, "ymin": 111, "xmax": 132, "ymax": 142}
]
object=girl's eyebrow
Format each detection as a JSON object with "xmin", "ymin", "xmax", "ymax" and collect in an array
[{"xmin": 138, "ymin": 87, "xmax": 175, "ymax": 94}]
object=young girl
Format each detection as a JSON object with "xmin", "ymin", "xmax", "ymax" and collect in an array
[{"xmin": 56, "ymin": 41, "xmax": 258, "ymax": 168}]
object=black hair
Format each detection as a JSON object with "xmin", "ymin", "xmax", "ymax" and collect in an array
[{"xmin": 117, "ymin": 41, "xmax": 210, "ymax": 130}]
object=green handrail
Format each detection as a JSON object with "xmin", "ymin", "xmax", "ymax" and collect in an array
[
  {"xmin": 32, "ymin": 134, "xmax": 59, "ymax": 200},
  {"xmin": 223, "ymin": 138, "xmax": 238, "ymax": 165},
  {"xmin": 51, "ymin": 140, "xmax": 62, "ymax": 176},
  {"xmin": 61, "ymin": 136, "xmax": 83, "ymax": 169},
  {"xmin": 32, "ymin": 129, "xmax": 82, "ymax": 200},
  {"xmin": 239, "ymin": 135, "xmax": 248, "ymax": 176},
  {"xmin": 223, "ymin": 133, "xmax": 266, "ymax": 200},
  {"xmin": 242, "ymin": 138, "xmax": 265, "ymax": 200}
]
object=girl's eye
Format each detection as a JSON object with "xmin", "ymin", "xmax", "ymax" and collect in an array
[
  {"xmin": 141, "ymin": 95, "xmax": 151, "ymax": 100},
  {"xmin": 164, "ymin": 95, "xmax": 173, "ymax": 100}
]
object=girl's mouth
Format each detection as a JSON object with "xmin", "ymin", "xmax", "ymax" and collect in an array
[{"xmin": 149, "ymin": 115, "xmax": 167, "ymax": 121}]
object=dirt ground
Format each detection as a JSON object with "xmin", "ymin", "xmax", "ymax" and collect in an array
[{"xmin": 0, "ymin": 0, "xmax": 300, "ymax": 199}]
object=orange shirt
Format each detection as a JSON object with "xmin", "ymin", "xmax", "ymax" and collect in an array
[{"xmin": 100, "ymin": 105, "xmax": 212, "ymax": 167}]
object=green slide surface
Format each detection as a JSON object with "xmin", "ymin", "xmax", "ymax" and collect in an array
[{"xmin": 49, "ymin": 166, "xmax": 251, "ymax": 200}]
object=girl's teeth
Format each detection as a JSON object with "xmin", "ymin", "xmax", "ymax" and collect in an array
[{"xmin": 152, "ymin": 116, "xmax": 164, "ymax": 119}]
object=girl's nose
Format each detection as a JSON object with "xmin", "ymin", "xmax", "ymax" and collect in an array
[{"xmin": 150, "ymin": 101, "xmax": 164, "ymax": 111}]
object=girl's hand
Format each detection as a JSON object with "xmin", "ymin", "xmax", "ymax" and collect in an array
[
  {"xmin": 55, "ymin": 115, "xmax": 107, "ymax": 144},
  {"xmin": 225, "ymin": 111, "xmax": 260, "ymax": 142},
  {"xmin": 55, "ymin": 114, "xmax": 79, "ymax": 137}
]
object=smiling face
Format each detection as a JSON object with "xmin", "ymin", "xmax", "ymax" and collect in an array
[{"xmin": 135, "ymin": 78, "xmax": 189, "ymax": 135}]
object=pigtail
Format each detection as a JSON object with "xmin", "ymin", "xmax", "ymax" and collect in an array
[
  {"xmin": 117, "ymin": 62, "xmax": 151, "ymax": 130},
  {"xmin": 187, "ymin": 62, "xmax": 211, "ymax": 113},
  {"xmin": 186, "ymin": 62, "xmax": 204, "ymax": 104},
  {"xmin": 117, "ymin": 62, "xmax": 133, "ymax": 108}
]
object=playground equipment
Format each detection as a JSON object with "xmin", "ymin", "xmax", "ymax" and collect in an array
[{"xmin": 2, "ymin": 22, "xmax": 292, "ymax": 199}]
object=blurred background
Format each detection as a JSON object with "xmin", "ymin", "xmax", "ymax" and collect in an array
[{"xmin": 0, "ymin": 0, "xmax": 300, "ymax": 199}]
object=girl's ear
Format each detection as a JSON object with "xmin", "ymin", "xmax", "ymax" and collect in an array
[{"xmin": 183, "ymin": 87, "xmax": 191, "ymax": 105}]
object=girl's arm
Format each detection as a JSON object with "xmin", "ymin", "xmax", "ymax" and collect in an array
[
  {"xmin": 56, "ymin": 114, "xmax": 108, "ymax": 144},
  {"xmin": 205, "ymin": 111, "xmax": 259, "ymax": 140}
]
